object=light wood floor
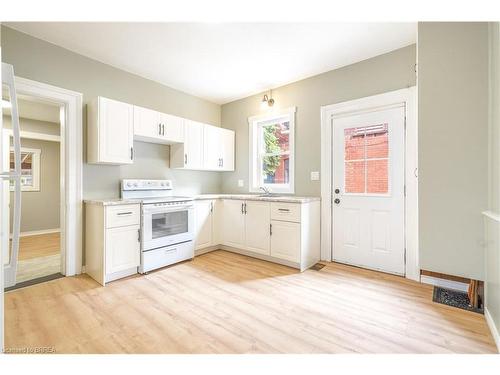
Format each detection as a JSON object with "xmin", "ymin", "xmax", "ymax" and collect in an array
[
  {"xmin": 4, "ymin": 250, "xmax": 498, "ymax": 354},
  {"xmin": 17, "ymin": 232, "xmax": 60, "ymax": 260}
]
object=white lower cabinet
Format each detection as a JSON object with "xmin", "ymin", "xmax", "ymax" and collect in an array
[
  {"xmin": 221, "ymin": 199, "xmax": 246, "ymax": 249},
  {"xmin": 195, "ymin": 200, "xmax": 214, "ymax": 250},
  {"xmin": 85, "ymin": 202, "xmax": 141, "ymax": 285},
  {"xmin": 198, "ymin": 198, "xmax": 320, "ymax": 271},
  {"xmin": 105, "ymin": 225, "xmax": 141, "ymax": 274},
  {"xmin": 244, "ymin": 201, "xmax": 270, "ymax": 255},
  {"xmin": 270, "ymin": 220, "xmax": 300, "ymax": 262}
]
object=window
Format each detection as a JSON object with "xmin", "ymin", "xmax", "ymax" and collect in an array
[
  {"xmin": 344, "ymin": 124, "xmax": 389, "ymax": 194},
  {"xmin": 249, "ymin": 107, "xmax": 295, "ymax": 193},
  {"xmin": 10, "ymin": 147, "xmax": 41, "ymax": 192}
]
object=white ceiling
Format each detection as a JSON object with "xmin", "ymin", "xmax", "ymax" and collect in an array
[{"xmin": 6, "ymin": 22, "xmax": 416, "ymax": 104}]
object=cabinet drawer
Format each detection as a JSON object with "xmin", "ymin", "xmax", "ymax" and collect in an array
[
  {"xmin": 106, "ymin": 204, "xmax": 140, "ymax": 228},
  {"xmin": 271, "ymin": 202, "xmax": 301, "ymax": 223}
]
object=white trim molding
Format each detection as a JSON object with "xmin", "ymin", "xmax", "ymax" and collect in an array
[
  {"xmin": 14, "ymin": 76, "xmax": 83, "ymax": 276},
  {"xmin": 485, "ymin": 307, "xmax": 500, "ymax": 353},
  {"xmin": 248, "ymin": 106, "xmax": 296, "ymax": 194},
  {"xmin": 5, "ymin": 129, "xmax": 61, "ymax": 143},
  {"xmin": 420, "ymin": 275, "xmax": 469, "ymax": 293},
  {"xmin": 320, "ymin": 87, "xmax": 419, "ymax": 281}
]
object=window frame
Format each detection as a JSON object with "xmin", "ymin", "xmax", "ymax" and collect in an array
[
  {"xmin": 248, "ymin": 107, "xmax": 296, "ymax": 194},
  {"xmin": 10, "ymin": 146, "xmax": 41, "ymax": 192}
]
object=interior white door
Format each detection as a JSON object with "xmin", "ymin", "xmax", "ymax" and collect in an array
[
  {"xmin": 195, "ymin": 200, "xmax": 213, "ymax": 250},
  {"xmin": 244, "ymin": 201, "xmax": 270, "ymax": 255},
  {"xmin": 221, "ymin": 199, "xmax": 245, "ymax": 248},
  {"xmin": 333, "ymin": 105, "xmax": 405, "ymax": 275}
]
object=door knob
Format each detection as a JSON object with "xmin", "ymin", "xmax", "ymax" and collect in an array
[
  {"xmin": 334, "ymin": 188, "xmax": 340, "ymax": 194},
  {"xmin": 334, "ymin": 198, "xmax": 340, "ymax": 204}
]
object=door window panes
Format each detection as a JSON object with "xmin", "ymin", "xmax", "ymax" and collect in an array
[{"xmin": 344, "ymin": 124, "xmax": 389, "ymax": 194}]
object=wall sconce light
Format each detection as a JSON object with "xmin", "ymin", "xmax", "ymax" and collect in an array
[{"xmin": 261, "ymin": 90, "xmax": 275, "ymax": 109}]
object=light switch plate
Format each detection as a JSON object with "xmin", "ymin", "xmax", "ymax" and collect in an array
[
  {"xmin": 310, "ymin": 171, "xmax": 320, "ymax": 181},
  {"xmin": 238, "ymin": 179, "xmax": 244, "ymax": 187}
]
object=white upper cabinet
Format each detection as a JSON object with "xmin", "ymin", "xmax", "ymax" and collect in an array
[
  {"xmin": 88, "ymin": 97, "xmax": 134, "ymax": 165},
  {"xmin": 89, "ymin": 97, "xmax": 234, "ymax": 170},
  {"xmin": 203, "ymin": 124, "xmax": 235, "ymax": 171},
  {"xmin": 170, "ymin": 120, "xmax": 204, "ymax": 169},
  {"xmin": 160, "ymin": 113, "xmax": 184, "ymax": 143},
  {"xmin": 133, "ymin": 105, "xmax": 161, "ymax": 140},
  {"xmin": 133, "ymin": 105, "xmax": 184, "ymax": 144}
]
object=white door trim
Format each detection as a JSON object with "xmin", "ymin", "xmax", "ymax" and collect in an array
[
  {"xmin": 14, "ymin": 76, "xmax": 83, "ymax": 276},
  {"xmin": 320, "ymin": 87, "xmax": 419, "ymax": 281}
]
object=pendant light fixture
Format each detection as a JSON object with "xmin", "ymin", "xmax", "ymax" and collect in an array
[{"xmin": 261, "ymin": 89, "xmax": 275, "ymax": 109}]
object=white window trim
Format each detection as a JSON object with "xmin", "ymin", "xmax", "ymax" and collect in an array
[
  {"xmin": 248, "ymin": 106, "xmax": 296, "ymax": 194},
  {"xmin": 9, "ymin": 146, "xmax": 41, "ymax": 192}
]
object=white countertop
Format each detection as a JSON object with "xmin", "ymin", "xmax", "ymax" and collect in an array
[
  {"xmin": 84, "ymin": 198, "xmax": 142, "ymax": 206},
  {"xmin": 195, "ymin": 194, "xmax": 320, "ymax": 203},
  {"xmin": 84, "ymin": 194, "xmax": 320, "ymax": 206}
]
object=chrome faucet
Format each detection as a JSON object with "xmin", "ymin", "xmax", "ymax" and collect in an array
[{"xmin": 259, "ymin": 186, "xmax": 271, "ymax": 196}]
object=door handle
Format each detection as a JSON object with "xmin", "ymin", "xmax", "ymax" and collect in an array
[
  {"xmin": 241, "ymin": 203, "xmax": 244, "ymax": 214},
  {"xmin": 244, "ymin": 203, "xmax": 247, "ymax": 214},
  {"xmin": 158, "ymin": 123, "xmax": 162, "ymax": 135},
  {"xmin": 130, "ymin": 147, "xmax": 134, "ymax": 160},
  {"xmin": 270, "ymin": 223, "xmax": 272, "ymax": 235},
  {"xmin": 185, "ymin": 154, "xmax": 187, "ymax": 165},
  {"xmin": 334, "ymin": 198, "xmax": 340, "ymax": 204},
  {"xmin": 162, "ymin": 124, "xmax": 165, "ymax": 136}
]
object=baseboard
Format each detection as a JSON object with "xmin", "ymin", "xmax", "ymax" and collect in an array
[
  {"xmin": 420, "ymin": 275, "xmax": 469, "ymax": 292},
  {"xmin": 194, "ymin": 245, "xmax": 220, "ymax": 256},
  {"xmin": 485, "ymin": 307, "xmax": 500, "ymax": 353},
  {"xmin": 10, "ymin": 228, "xmax": 60, "ymax": 238}
]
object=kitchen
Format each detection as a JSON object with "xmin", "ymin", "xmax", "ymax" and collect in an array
[{"xmin": 1, "ymin": 15, "xmax": 500, "ymax": 370}]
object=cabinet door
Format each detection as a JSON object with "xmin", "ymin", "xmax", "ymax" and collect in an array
[
  {"xmin": 184, "ymin": 120, "xmax": 204, "ymax": 169},
  {"xmin": 220, "ymin": 128, "xmax": 235, "ymax": 171},
  {"xmin": 203, "ymin": 124, "xmax": 221, "ymax": 170},
  {"xmin": 244, "ymin": 201, "xmax": 270, "ymax": 255},
  {"xmin": 221, "ymin": 199, "xmax": 245, "ymax": 248},
  {"xmin": 99, "ymin": 97, "xmax": 134, "ymax": 164},
  {"xmin": 133, "ymin": 105, "xmax": 161, "ymax": 139},
  {"xmin": 161, "ymin": 113, "xmax": 184, "ymax": 143},
  {"xmin": 195, "ymin": 200, "xmax": 213, "ymax": 250},
  {"xmin": 105, "ymin": 225, "xmax": 140, "ymax": 274},
  {"xmin": 212, "ymin": 199, "xmax": 223, "ymax": 245},
  {"xmin": 270, "ymin": 220, "xmax": 301, "ymax": 262}
]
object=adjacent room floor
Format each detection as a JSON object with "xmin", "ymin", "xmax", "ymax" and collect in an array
[
  {"xmin": 4, "ymin": 250, "xmax": 497, "ymax": 354},
  {"xmin": 14, "ymin": 233, "xmax": 61, "ymax": 283}
]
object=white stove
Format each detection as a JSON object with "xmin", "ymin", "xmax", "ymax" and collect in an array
[{"xmin": 121, "ymin": 179, "xmax": 195, "ymax": 273}]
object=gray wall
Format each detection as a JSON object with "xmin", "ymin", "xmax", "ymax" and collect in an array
[
  {"xmin": 220, "ymin": 45, "xmax": 416, "ymax": 196},
  {"xmin": 485, "ymin": 22, "xmax": 500, "ymax": 350},
  {"xmin": 3, "ymin": 115, "xmax": 60, "ymax": 136},
  {"xmin": 1, "ymin": 26, "xmax": 223, "ymax": 199},
  {"xmin": 9, "ymin": 137, "xmax": 61, "ymax": 233},
  {"xmin": 418, "ymin": 22, "xmax": 489, "ymax": 280}
]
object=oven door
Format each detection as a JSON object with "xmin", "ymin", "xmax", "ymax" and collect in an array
[{"xmin": 142, "ymin": 204, "xmax": 195, "ymax": 251}]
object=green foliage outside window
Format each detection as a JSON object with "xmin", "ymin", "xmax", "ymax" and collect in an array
[{"xmin": 263, "ymin": 125, "xmax": 281, "ymax": 177}]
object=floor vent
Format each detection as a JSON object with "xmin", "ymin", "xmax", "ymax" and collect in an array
[
  {"xmin": 432, "ymin": 286, "xmax": 483, "ymax": 314},
  {"xmin": 310, "ymin": 263, "xmax": 325, "ymax": 271}
]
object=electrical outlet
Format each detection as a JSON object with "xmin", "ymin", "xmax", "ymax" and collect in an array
[
  {"xmin": 310, "ymin": 171, "xmax": 320, "ymax": 181},
  {"xmin": 238, "ymin": 179, "xmax": 244, "ymax": 187}
]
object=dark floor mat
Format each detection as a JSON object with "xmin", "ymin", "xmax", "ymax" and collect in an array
[
  {"xmin": 432, "ymin": 286, "xmax": 483, "ymax": 314},
  {"xmin": 310, "ymin": 263, "xmax": 325, "ymax": 271},
  {"xmin": 5, "ymin": 273, "xmax": 64, "ymax": 292}
]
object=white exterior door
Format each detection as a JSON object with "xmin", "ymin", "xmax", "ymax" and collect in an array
[
  {"xmin": 333, "ymin": 105, "xmax": 405, "ymax": 275},
  {"xmin": 244, "ymin": 201, "xmax": 270, "ymax": 255}
]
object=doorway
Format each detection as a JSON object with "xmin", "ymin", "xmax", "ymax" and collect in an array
[
  {"xmin": 2, "ymin": 97, "xmax": 63, "ymax": 287},
  {"xmin": 320, "ymin": 87, "xmax": 419, "ymax": 280}
]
